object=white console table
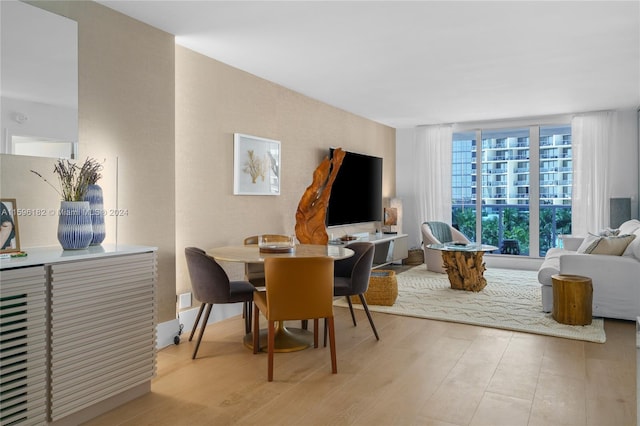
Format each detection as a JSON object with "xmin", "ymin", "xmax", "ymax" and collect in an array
[
  {"xmin": 330, "ymin": 233, "xmax": 408, "ymax": 268},
  {"xmin": 0, "ymin": 244, "xmax": 157, "ymax": 426}
]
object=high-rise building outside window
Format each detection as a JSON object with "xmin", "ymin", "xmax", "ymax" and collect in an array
[{"xmin": 452, "ymin": 125, "xmax": 572, "ymax": 257}]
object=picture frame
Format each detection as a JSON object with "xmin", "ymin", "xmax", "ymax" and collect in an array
[
  {"xmin": 233, "ymin": 133, "xmax": 281, "ymax": 195},
  {"xmin": 1, "ymin": 198, "xmax": 20, "ymax": 253}
]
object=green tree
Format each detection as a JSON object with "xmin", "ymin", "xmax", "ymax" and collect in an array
[
  {"xmin": 452, "ymin": 207, "xmax": 476, "ymax": 241},
  {"xmin": 481, "ymin": 211, "xmax": 499, "ymax": 247},
  {"xmin": 503, "ymin": 207, "xmax": 530, "ymax": 255}
]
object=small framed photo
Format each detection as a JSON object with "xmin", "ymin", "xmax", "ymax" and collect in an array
[
  {"xmin": 233, "ymin": 133, "xmax": 281, "ymax": 195},
  {"xmin": 1, "ymin": 198, "xmax": 20, "ymax": 253}
]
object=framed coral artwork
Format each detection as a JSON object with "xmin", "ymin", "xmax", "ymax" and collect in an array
[{"xmin": 233, "ymin": 133, "xmax": 281, "ymax": 195}]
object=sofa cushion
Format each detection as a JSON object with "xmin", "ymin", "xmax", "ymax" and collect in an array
[
  {"xmin": 618, "ymin": 219, "xmax": 640, "ymax": 235},
  {"xmin": 537, "ymin": 247, "xmax": 564, "ymax": 286},
  {"xmin": 622, "ymin": 228, "xmax": 640, "ymax": 260},
  {"xmin": 577, "ymin": 233, "xmax": 636, "ymax": 256}
]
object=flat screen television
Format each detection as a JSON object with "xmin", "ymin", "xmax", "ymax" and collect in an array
[{"xmin": 326, "ymin": 148, "xmax": 383, "ymax": 227}]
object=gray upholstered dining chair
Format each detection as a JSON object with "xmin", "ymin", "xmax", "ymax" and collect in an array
[
  {"xmin": 184, "ymin": 247, "xmax": 255, "ymax": 359},
  {"xmin": 327, "ymin": 241, "xmax": 378, "ymax": 343}
]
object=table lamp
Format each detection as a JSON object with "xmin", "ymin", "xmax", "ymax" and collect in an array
[{"xmin": 383, "ymin": 207, "xmax": 398, "ymax": 234}]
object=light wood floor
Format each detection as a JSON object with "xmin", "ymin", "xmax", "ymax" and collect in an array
[{"xmin": 86, "ymin": 307, "xmax": 636, "ymax": 426}]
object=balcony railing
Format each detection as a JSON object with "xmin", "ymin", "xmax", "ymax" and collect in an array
[{"xmin": 452, "ymin": 203, "xmax": 571, "ymax": 258}]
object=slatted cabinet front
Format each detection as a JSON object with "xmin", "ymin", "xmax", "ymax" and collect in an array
[
  {"xmin": 48, "ymin": 252, "xmax": 157, "ymax": 421},
  {"xmin": 0, "ymin": 266, "xmax": 47, "ymax": 426}
]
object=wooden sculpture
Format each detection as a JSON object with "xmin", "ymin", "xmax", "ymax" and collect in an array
[
  {"xmin": 295, "ymin": 148, "xmax": 346, "ymax": 245},
  {"xmin": 441, "ymin": 250, "xmax": 488, "ymax": 292}
]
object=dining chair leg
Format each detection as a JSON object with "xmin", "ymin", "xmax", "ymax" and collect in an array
[
  {"xmin": 253, "ymin": 303, "xmax": 260, "ymax": 354},
  {"xmin": 192, "ymin": 303, "xmax": 213, "ymax": 359},
  {"xmin": 313, "ymin": 319, "xmax": 319, "ymax": 348},
  {"xmin": 358, "ymin": 294, "xmax": 380, "ymax": 340},
  {"xmin": 268, "ymin": 320, "xmax": 275, "ymax": 382},
  {"xmin": 244, "ymin": 302, "xmax": 252, "ymax": 334},
  {"xmin": 327, "ymin": 316, "xmax": 337, "ymax": 374},
  {"xmin": 323, "ymin": 318, "xmax": 328, "ymax": 347},
  {"xmin": 189, "ymin": 303, "xmax": 206, "ymax": 341},
  {"xmin": 346, "ymin": 296, "xmax": 357, "ymax": 326}
]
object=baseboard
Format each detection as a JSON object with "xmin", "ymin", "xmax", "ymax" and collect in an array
[
  {"xmin": 156, "ymin": 303, "xmax": 243, "ymax": 349},
  {"xmin": 48, "ymin": 382, "xmax": 150, "ymax": 426},
  {"xmin": 156, "ymin": 318, "xmax": 181, "ymax": 349}
]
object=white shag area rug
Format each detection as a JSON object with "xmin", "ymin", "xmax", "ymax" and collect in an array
[{"xmin": 335, "ymin": 267, "xmax": 606, "ymax": 343}]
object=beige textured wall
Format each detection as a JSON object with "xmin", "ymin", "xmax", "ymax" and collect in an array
[
  {"xmin": 14, "ymin": 1, "xmax": 177, "ymax": 323},
  {"xmin": 175, "ymin": 46, "xmax": 396, "ymax": 297}
]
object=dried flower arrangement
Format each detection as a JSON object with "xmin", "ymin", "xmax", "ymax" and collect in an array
[{"xmin": 31, "ymin": 158, "xmax": 103, "ymax": 201}]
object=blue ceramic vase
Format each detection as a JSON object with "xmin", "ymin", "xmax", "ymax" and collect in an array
[
  {"xmin": 58, "ymin": 201, "xmax": 93, "ymax": 250},
  {"xmin": 84, "ymin": 184, "xmax": 105, "ymax": 245}
]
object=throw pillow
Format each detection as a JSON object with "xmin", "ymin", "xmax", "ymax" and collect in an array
[
  {"xmin": 598, "ymin": 227, "xmax": 620, "ymax": 237},
  {"xmin": 578, "ymin": 233, "xmax": 636, "ymax": 256},
  {"xmin": 576, "ymin": 234, "xmax": 601, "ymax": 254},
  {"xmin": 619, "ymin": 219, "xmax": 640, "ymax": 235},
  {"xmin": 622, "ymin": 228, "xmax": 640, "ymax": 260}
]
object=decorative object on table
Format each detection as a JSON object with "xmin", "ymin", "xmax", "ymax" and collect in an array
[
  {"xmin": 243, "ymin": 234, "xmax": 292, "ymax": 287},
  {"xmin": 0, "ymin": 198, "xmax": 20, "ymax": 253},
  {"xmin": 57, "ymin": 200, "xmax": 93, "ymax": 250},
  {"xmin": 383, "ymin": 207, "xmax": 398, "ymax": 234},
  {"xmin": 31, "ymin": 158, "xmax": 103, "ymax": 250},
  {"xmin": 83, "ymin": 162, "xmax": 105, "ymax": 245},
  {"xmin": 295, "ymin": 147, "xmax": 345, "ymax": 244},
  {"xmin": 258, "ymin": 234, "xmax": 295, "ymax": 253},
  {"xmin": 233, "ymin": 133, "xmax": 281, "ymax": 195}
]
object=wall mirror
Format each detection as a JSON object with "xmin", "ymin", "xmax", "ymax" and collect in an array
[{"xmin": 0, "ymin": 0, "xmax": 78, "ymax": 159}]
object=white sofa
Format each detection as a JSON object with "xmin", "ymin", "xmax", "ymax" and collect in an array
[{"xmin": 537, "ymin": 219, "xmax": 640, "ymax": 321}]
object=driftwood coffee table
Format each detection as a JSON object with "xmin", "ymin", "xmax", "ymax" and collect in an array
[{"xmin": 426, "ymin": 243, "xmax": 498, "ymax": 292}]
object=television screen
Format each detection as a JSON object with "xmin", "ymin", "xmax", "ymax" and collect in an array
[{"xmin": 326, "ymin": 148, "xmax": 383, "ymax": 226}]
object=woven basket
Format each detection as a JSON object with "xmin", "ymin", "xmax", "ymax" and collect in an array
[
  {"xmin": 403, "ymin": 249, "xmax": 424, "ymax": 265},
  {"xmin": 352, "ymin": 269, "xmax": 398, "ymax": 306}
]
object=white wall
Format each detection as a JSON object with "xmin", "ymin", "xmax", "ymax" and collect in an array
[{"xmin": 396, "ymin": 108, "xmax": 640, "ymax": 253}]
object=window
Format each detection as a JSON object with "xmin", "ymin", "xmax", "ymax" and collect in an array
[{"xmin": 452, "ymin": 125, "xmax": 572, "ymax": 257}]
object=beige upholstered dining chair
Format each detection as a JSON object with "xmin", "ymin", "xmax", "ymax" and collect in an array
[
  {"xmin": 243, "ymin": 235, "xmax": 292, "ymax": 287},
  {"xmin": 252, "ymin": 256, "xmax": 337, "ymax": 382}
]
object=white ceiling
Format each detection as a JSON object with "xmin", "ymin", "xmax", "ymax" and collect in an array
[{"xmin": 100, "ymin": 1, "xmax": 639, "ymax": 128}]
